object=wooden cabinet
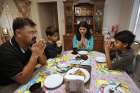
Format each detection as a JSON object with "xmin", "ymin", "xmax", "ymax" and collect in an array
[
  {"xmin": 63, "ymin": 34, "xmax": 74, "ymax": 50},
  {"xmin": 64, "ymin": 0, "xmax": 74, "ymax": 33},
  {"xmin": 64, "ymin": 0, "xmax": 105, "ymax": 34},
  {"xmin": 63, "ymin": 0, "xmax": 105, "ymax": 51},
  {"xmin": 74, "ymin": 3, "xmax": 95, "ymax": 33},
  {"xmin": 94, "ymin": 34, "xmax": 104, "ymax": 52}
]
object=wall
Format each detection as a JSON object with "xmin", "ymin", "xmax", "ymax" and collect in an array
[
  {"xmin": 38, "ymin": 2, "xmax": 58, "ymax": 39},
  {"xmin": 30, "ymin": 0, "xmax": 66, "ymax": 42},
  {"xmin": 119, "ymin": 0, "xmax": 134, "ymax": 31},
  {"xmin": 103, "ymin": 0, "xmax": 134, "ymax": 33}
]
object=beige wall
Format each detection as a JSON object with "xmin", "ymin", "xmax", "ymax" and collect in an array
[
  {"xmin": 30, "ymin": 0, "xmax": 65, "ymax": 42},
  {"xmin": 118, "ymin": 0, "xmax": 134, "ymax": 31},
  {"xmin": 38, "ymin": 2, "xmax": 58, "ymax": 39},
  {"xmin": 103, "ymin": 0, "xmax": 121, "ymax": 32},
  {"xmin": 103, "ymin": 0, "xmax": 134, "ymax": 33}
]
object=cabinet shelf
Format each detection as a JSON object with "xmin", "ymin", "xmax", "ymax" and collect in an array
[
  {"xmin": 74, "ymin": 23, "xmax": 93, "ymax": 26},
  {"xmin": 75, "ymin": 15, "xmax": 93, "ymax": 17},
  {"xmin": 64, "ymin": 0, "xmax": 105, "ymax": 51}
]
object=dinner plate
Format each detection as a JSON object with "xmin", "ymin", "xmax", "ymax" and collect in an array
[
  {"xmin": 65, "ymin": 68, "xmax": 90, "ymax": 83},
  {"xmin": 78, "ymin": 51, "xmax": 88, "ymax": 55},
  {"xmin": 91, "ymin": 51, "xmax": 105, "ymax": 58},
  {"xmin": 95, "ymin": 56, "xmax": 106, "ymax": 63},
  {"xmin": 104, "ymin": 85, "xmax": 126, "ymax": 93},
  {"xmin": 44, "ymin": 74, "xmax": 63, "ymax": 89},
  {"xmin": 64, "ymin": 75, "xmax": 84, "ymax": 81}
]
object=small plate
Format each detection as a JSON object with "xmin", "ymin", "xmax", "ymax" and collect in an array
[
  {"xmin": 95, "ymin": 56, "xmax": 106, "ymax": 63},
  {"xmin": 65, "ymin": 68, "xmax": 90, "ymax": 83},
  {"xmin": 78, "ymin": 51, "xmax": 88, "ymax": 55},
  {"xmin": 44, "ymin": 74, "xmax": 63, "ymax": 89}
]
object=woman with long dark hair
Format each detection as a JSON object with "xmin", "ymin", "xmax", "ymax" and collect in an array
[{"xmin": 73, "ymin": 21, "xmax": 94, "ymax": 51}]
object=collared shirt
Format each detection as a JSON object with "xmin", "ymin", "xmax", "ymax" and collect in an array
[{"xmin": 0, "ymin": 37, "xmax": 31, "ymax": 85}]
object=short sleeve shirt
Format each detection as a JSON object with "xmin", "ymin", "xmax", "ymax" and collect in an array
[{"xmin": 0, "ymin": 37, "xmax": 31, "ymax": 85}]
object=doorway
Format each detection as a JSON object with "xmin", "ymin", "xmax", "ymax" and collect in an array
[{"xmin": 38, "ymin": 2, "xmax": 58, "ymax": 39}]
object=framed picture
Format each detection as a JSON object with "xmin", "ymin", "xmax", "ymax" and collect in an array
[{"xmin": 75, "ymin": 7, "xmax": 81, "ymax": 16}]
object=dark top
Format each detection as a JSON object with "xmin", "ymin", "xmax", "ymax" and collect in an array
[
  {"xmin": 0, "ymin": 37, "xmax": 31, "ymax": 85},
  {"xmin": 44, "ymin": 42, "xmax": 62, "ymax": 59},
  {"xmin": 110, "ymin": 49, "xmax": 134, "ymax": 74}
]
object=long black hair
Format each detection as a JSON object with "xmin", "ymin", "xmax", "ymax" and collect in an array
[{"xmin": 75, "ymin": 21, "xmax": 92, "ymax": 41}]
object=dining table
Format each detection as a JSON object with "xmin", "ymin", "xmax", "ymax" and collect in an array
[{"xmin": 15, "ymin": 50, "xmax": 140, "ymax": 93}]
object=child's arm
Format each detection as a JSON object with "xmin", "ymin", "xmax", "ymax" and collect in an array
[{"xmin": 104, "ymin": 40, "xmax": 113, "ymax": 69}]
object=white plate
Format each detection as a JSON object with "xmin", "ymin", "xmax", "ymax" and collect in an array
[
  {"xmin": 65, "ymin": 68, "xmax": 90, "ymax": 83},
  {"xmin": 95, "ymin": 56, "xmax": 106, "ymax": 63},
  {"xmin": 64, "ymin": 75, "xmax": 84, "ymax": 81},
  {"xmin": 78, "ymin": 51, "xmax": 88, "ymax": 55},
  {"xmin": 104, "ymin": 85, "xmax": 126, "ymax": 93},
  {"xmin": 44, "ymin": 74, "xmax": 63, "ymax": 89},
  {"xmin": 91, "ymin": 51, "xmax": 105, "ymax": 58}
]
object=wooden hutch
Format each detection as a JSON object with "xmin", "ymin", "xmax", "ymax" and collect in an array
[{"xmin": 64, "ymin": 0, "xmax": 105, "ymax": 52}]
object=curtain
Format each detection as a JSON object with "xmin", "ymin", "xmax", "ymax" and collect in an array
[
  {"xmin": 0, "ymin": 0, "xmax": 5, "ymax": 17},
  {"xmin": 13, "ymin": 0, "xmax": 31, "ymax": 17}
]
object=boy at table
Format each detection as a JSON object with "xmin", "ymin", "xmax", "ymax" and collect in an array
[
  {"xmin": 44, "ymin": 26, "xmax": 62, "ymax": 59},
  {"xmin": 104, "ymin": 30, "xmax": 135, "ymax": 74},
  {"xmin": 0, "ymin": 17, "xmax": 46, "ymax": 93}
]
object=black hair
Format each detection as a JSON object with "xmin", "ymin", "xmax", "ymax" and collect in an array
[
  {"xmin": 45, "ymin": 26, "xmax": 58, "ymax": 36},
  {"xmin": 12, "ymin": 17, "xmax": 36, "ymax": 35},
  {"xmin": 114, "ymin": 30, "xmax": 135, "ymax": 49},
  {"xmin": 75, "ymin": 21, "xmax": 92, "ymax": 41}
]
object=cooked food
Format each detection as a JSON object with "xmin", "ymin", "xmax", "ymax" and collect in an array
[
  {"xmin": 73, "ymin": 69, "xmax": 85, "ymax": 78},
  {"xmin": 80, "ymin": 55, "xmax": 88, "ymax": 60},
  {"xmin": 75, "ymin": 55, "xmax": 88, "ymax": 60}
]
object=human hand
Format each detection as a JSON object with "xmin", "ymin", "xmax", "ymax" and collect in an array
[
  {"xmin": 81, "ymin": 38, "xmax": 87, "ymax": 48},
  {"xmin": 31, "ymin": 39, "xmax": 46, "ymax": 57},
  {"xmin": 56, "ymin": 40, "xmax": 62, "ymax": 47},
  {"xmin": 104, "ymin": 39, "xmax": 112, "ymax": 53}
]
